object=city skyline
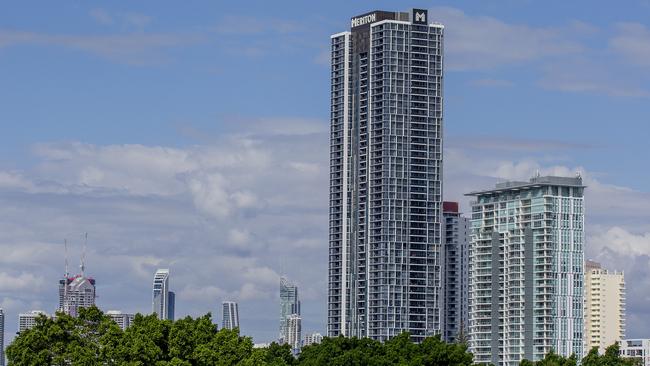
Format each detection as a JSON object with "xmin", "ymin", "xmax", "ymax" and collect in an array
[{"xmin": 1, "ymin": 0, "xmax": 650, "ymax": 348}]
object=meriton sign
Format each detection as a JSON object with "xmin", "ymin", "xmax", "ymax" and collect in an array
[{"xmin": 351, "ymin": 13, "xmax": 377, "ymax": 28}]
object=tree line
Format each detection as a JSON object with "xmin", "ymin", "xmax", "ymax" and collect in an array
[{"xmin": 4, "ymin": 306, "xmax": 639, "ymax": 365}]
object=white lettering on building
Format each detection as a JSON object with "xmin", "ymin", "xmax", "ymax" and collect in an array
[
  {"xmin": 350, "ymin": 13, "xmax": 377, "ymax": 28},
  {"xmin": 415, "ymin": 11, "xmax": 426, "ymax": 23}
]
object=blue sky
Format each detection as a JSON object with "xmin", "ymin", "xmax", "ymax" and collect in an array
[{"xmin": 1, "ymin": 0, "xmax": 650, "ymax": 345}]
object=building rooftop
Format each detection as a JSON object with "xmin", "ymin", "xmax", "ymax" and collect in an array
[{"xmin": 465, "ymin": 175, "xmax": 585, "ymax": 196}]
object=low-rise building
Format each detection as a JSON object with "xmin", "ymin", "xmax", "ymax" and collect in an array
[{"xmin": 620, "ymin": 339, "xmax": 650, "ymax": 366}]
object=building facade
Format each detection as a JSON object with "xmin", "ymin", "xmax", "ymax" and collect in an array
[
  {"xmin": 585, "ymin": 260, "xmax": 625, "ymax": 353},
  {"xmin": 168, "ymin": 291, "xmax": 175, "ymax": 321},
  {"xmin": 303, "ymin": 332, "xmax": 323, "ymax": 347},
  {"xmin": 222, "ymin": 301, "xmax": 240, "ymax": 330},
  {"xmin": 0, "ymin": 308, "xmax": 4, "ymax": 366},
  {"xmin": 442, "ymin": 201, "xmax": 469, "ymax": 343},
  {"xmin": 18, "ymin": 311, "xmax": 48, "ymax": 332},
  {"xmin": 466, "ymin": 175, "xmax": 585, "ymax": 365},
  {"xmin": 286, "ymin": 314, "xmax": 302, "ymax": 353},
  {"xmin": 280, "ymin": 277, "xmax": 300, "ymax": 342},
  {"xmin": 59, "ymin": 275, "xmax": 96, "ymax": 317},
  {"xmin": 152, "ymin": 269, "xmax": 171, "ymax": 320},
  {"xmin": 106, "ymin": 310, "xmax": 135, "ymax": 331},
  {"xmin": 328, "ymin": 8, "xmax": 444, "ymax": 343},
  {"xmin": 620, "ymin": 339, "xmax": 650, "ymax": 366}
]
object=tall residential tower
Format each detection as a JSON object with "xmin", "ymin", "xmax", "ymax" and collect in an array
[
  {"xmin": 466, "ymin": 175, "xmax": 586, "ymax": 365},
  {"xmin": 441, "ymin": 201, "xmax": 469, "ymax": 343},
  {"xmin": 152, "ymin": 269, "xmax": 173, "ymax": 320},
  {"xmin": 585, "ymin": 260, "xmax": 625, "ymax": 353},
  {"xmin": 328, "ymin": 8, "xmax": 444, "ymax": 342},
  {"xmin": 280, "ymin": 277, "xmax": 300, "ymax": 343},
  {"xmin": 222, "ymin": 301, "xmax": 240, "ymax": 330}
]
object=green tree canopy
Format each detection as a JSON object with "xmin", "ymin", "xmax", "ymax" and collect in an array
[{"xmin": 6, "ymin": 308, "xmax": 475, "ymax": 365}]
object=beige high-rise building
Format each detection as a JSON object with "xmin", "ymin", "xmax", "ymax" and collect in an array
[{"xmin": 585, "ymin": 260, "xmax": 626, "ymax": 354}]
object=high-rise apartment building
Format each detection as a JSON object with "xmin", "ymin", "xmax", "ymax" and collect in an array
[
  {"xmin": 0, "ymin": 308, "xmax": 4, "ymax": 366},
  {"xmin": 441, "ymin": 201, "xmax": 469, "ymax": 343},
  {"xmin": 466, "ymin": 175, "xmax": 586, "ymax": 365},
  {"xmin": 59, "ymin": 275, "xmax": 96, "ymax": 317},
  {"xmin": 585, "ymin": 260, "xmax": 625, "ymax": 353},
  {"xmin": 18, "ymin": 310, "xmax": 48, "ymax": 332},
  {"xmin": 286, "ymin": 314, "xmax": 302, "ymax": 353},
  {"xmin": 152, "ymin": 269, "xmax": 172, "ymax": 320},
  {"xmin": 222, "ymin": 301, "xmax": 240, "ymax": 330},
  {"xmin": 328, "ymin": 8, "xmax": 444, "ymax": 343},
  {"xmin": 106, "ymin": 310, "xmax": 135, "ymax": 331},
  {"xmin": 280, "ymin": 277, "xmax": 300, "ymax": 342}
]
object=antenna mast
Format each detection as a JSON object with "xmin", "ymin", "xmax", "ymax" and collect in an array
[
  {"xmin": 81, "ymin": 232, "xmax": 87, "ymax": 276},
  {"xmin": 64, "ymin": 239, "xmax": 69, "ymax": 278},
  {"xmin": 63, "ymin": 239, "xmax": 69, "ymax": 314}
]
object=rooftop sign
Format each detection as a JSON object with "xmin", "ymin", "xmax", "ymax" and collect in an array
[{"xmin": 351, "ymin": 13, "xmax": 377, "ymax": 28}]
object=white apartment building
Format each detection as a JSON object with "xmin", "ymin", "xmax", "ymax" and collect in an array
[
  {"xmin": 620, "ymin": 339, "xmax": 650, "ymax": 366},
  {"xmin": 286, "ymin": 314, "xmax": 302, "ymax": 353},
  {"xmin": 106, "ymin": 310, "xmax": 135, "ymax": 331},
  {"xmin": 466, "ymin": 175, "xmax": 586, "ymax": 365},
  {"xmin": 303, "ymin": 332, "xmax": 323, "ymax": 347},
  {"xmin": 152, "ymin": 269, "xmax": 171, "ymax": 320},
  {"xmin": 585, "ymin": 260, "xmax": 625, "ymax": 354},
  {"xmin": 222, "ymin": 301, "xmax": 240, "ymax": 330},
  {"xmin": 18, "ymin": 310, "xmax": 48, "ymax": 332}
]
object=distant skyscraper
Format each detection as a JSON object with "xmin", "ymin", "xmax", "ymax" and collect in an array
[
  {"xmin": 18, "ymin": 310, "xmax": 48, "ymax": 332},
  {"xmin": 106, "ymin": 310, "xmax": 135, "ymax": 331},
  {"xmin": 585, "ymin": 260, "xmax": 625, "ymax": 354},
  {"xmin": 286, "ymin": 314, "xmax": 302, "ymax": 353},
  {"xmin": 0, "ymin": 308, "xmax": 4, "ymax": 366},
  {"xmin": 328, "ymin": 8, "xmax": 444, "ymax": 342},
  {"xmin": 152, "ymin": 269, "xmax": 171, "ymax": 320},
  {"xmin": 466, "ymin": 175, "xmax": 586, "ymax": 365},
  {"xmin": 303, "ymin": 332, "xmax": 323, "ymax": 347},
  {"xmin": 441, "ymin": 201, "xmax": 469, "ymax": 343},
  {"xmin": 59, "ymin": 275, "xmax": 96, "ymax": 317},
  {"xmin": 168, "ymin": 291, "xmax": 175, "ymax": 321},
  {"xmin": 222, "ymin": 301, "xmax": 240, "ymax": 330},
  {"xmin": 59, "ymin": 236, "xmax": 96, "ymax": 317},
  {"xmin": 280, "ymin": 277, "xmax": 300, "ymax": 342}
]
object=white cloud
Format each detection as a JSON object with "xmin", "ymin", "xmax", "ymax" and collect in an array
[
  {"xmin": 0, "ymin": 272, "xmax": 45, "ymax": 292},
  {"xmin": 431, "ymin": 6, "xmax": 582, "ymax": 70}
]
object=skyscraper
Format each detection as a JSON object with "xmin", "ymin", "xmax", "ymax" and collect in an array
[
  {"xmin": 59, "ymin": 275, "xmax": 96, "ymax": 317},
  {"xmin": 222, "ymin": 301, "xmax": 240, "ymax": 330},
  {"xmin": 466, "ymin": 175, "xmax": 586, "ymax": 365},
  {"xmin": 0, "ymin": 308, "xmax": 4, "ymax": 366},
  {"xmin": 59, "ymin": 236, "xmax": 96, "ymax": 317},
  {"xmin": 152, "ymin": 269, "xmax": 171, "ymax": 320},
  {"xmin": 328, "ymin": 8, "xmax": 444, "ymax": 342},
  {"xmin": 441, "ymin": 201, "xmax": 469, "ymax": 343},
  {"xmin": 168, "ymin": 291, "xmax": 175, "ymax": 321},
  {"xmin": 286, "ymin": 314, "xmax": 302, "ymax": 354},
  {"xmin": 280, "ymin": 277, "xmax": 300, "ymax": 343},
  {"xmin": 585, "ymin": 260, "xmax": 625, "ymax": 354}
]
